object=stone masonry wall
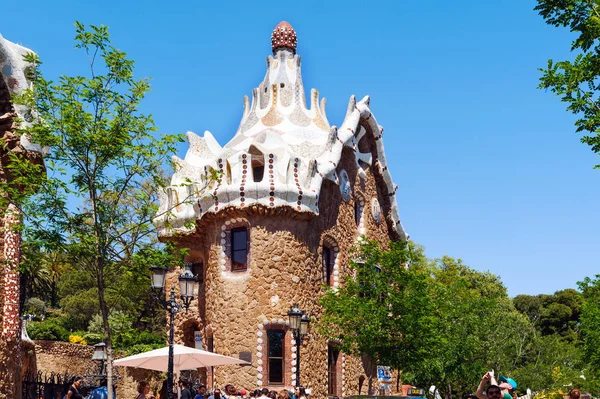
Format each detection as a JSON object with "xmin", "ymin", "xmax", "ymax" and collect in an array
[
  {"xmin": 164, "ymin": 116, "xmax": 399, "ymax": 398},
  {"xmin": 33, "ymin": 341, "xmax": 164, "ymax": 398}
]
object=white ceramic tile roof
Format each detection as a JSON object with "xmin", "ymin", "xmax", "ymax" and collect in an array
[{"xmin": 157, "ymin": 27, "xmax": 407, "ymax": 241}]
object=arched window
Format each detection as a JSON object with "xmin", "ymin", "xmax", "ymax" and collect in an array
[
  {"xmin": 321, "ymin": 238, "xmax": 339, "ymax": 287},
  {"xmin": 323, "ymin": 246, "xmax": 333, "ymax": 286},
  {"xmin": 231, "ymin": 227, "xmax": 248, "ymax": 271},
  {"xmin": 354, "ymin": 193, "xmax": 365, "ymax": 227},
  {"xmin": 328, "ymin": 344, "xmax": 341, "ymax": 396},
  {"xmin": 250, "ymin": 146, "xmax": 265, "ymax": 182},
  {"xmin": 267, "ymin": 329, "xmax": 285, "ymax": 385}
]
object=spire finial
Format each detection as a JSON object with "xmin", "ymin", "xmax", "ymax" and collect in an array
[{"xmin": 271, "ymin": 21, "xmax": 297, "ymax": 54}]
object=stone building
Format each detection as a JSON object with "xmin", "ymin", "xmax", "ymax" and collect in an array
[
  {"xmin": 156, "ymin": 22, "xmax": 408, "ymax": 398},
  {"xmin": 0, "ymin": 35, "xmax": 45, "ymax": 399}
]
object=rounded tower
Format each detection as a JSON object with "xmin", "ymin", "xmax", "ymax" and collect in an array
[{"xmin": 157, "ymin": 22, "xmax": 407, "ymax": 397}]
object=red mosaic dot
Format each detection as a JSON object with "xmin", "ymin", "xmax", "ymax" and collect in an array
[
  {"xmin": 297, "ymin": 201, "xmax": 301, "ymax": 205},
  {"xmin": 297, "ymin": 206, "xmax": 301, "ymax": 210},
  {"xmin": 299, "ymin": 190, "xmax": 303, "ymax": 194},
  {"xmin": 242, "ymin": 154, "xmax": 247, "ymax": 158},
  {"xmin": 270, "ymin": 186, "xmax": 275, "ymax": 190},
  {"xmin": 269, "ymin": 159, "xmax": 273, "ymax": 164},
  {"xmin": 243, "ymin": 165, "xmax": 247, "ymax": 169},
  {"xmin": 240, "ymin": 192, "xmax": 245, "ymax": 196},
  {"xmin": 270, "ymin": 197, "xmax": 275, "ymax": 201}
]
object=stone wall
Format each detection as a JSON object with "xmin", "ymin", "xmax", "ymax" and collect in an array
[
  {"xmin": 0, "ymin": 37, "xmax": 44, "ymax": 399},
  {"xmin": 33, "ymin": 341, "xmax": 164, "ymax": 398},
  {"xmin": 164, "ymin": 123, "xmax": 398, "ymax": 399},
  {"xmin": 34, "ymin": 340, "xmax": 95, "ymax": 374}
]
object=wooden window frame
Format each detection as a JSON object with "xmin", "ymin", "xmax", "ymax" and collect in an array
[
  {"xmin": 231, "ymin": 227, "xmax": 248, "ymax": 271},
  {"xmin": 267, "ymin": 329, "xmax": 285, "ymax": 386},
  {"xmin": 328, "ymin": 343, "xmax": 341, "ymax": 396}
]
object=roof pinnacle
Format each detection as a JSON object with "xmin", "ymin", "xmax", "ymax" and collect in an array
[{"xmin": 271, "ymin": 21, "xmax": 297, "ymax": 54}]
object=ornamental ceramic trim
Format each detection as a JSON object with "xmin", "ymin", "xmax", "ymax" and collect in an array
[
  {"xmin": 339, "ymin": 169, "xmax": 351, "ymax": 201},
  {"xmin": 0, "ymin": 35, "xmax": 45, "ymax": 154},
  {"xmin": 219, "ymin": 217, "xmax": 251, "ymax": 279},
  {"xmin": 371, "ymin": 198, "xmax": 381, "ymax": 225}
]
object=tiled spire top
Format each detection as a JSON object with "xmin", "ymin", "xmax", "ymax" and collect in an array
[{"xmin": 271, "ymin": 21, "xmax": 297, "ymax": 54}]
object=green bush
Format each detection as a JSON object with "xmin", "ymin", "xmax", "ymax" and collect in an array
[
  {"xmin": 136, "ymin": 331, "xmax": 164, "ymax": 346},
  {"xmin": 82, "ymin": 332, "xmax": 104, "ymax": 345},
  {"xmin": 123, "ymin": 343, "xmax": 163, "ymax": 356},
  {"xmin": 24, "ymin": 297, "xmax": 46, "ymax": 320},
  {"xmin": 27, "ymin": 320, "xmax": 69, "ymax": 341}
]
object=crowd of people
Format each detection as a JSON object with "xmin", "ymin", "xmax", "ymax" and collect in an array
[
  {"xmin": 134, "ymin": 379, "xmax": 313, "ymax": 399},
  {"xmin": 472, "ymin": 370, "xmax": 582, "ymax": 399}
]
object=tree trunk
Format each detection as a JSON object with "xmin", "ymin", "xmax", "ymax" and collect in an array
[{"xmin": 98, "ymin": 271, "xmax": 114, "ymax": 398}]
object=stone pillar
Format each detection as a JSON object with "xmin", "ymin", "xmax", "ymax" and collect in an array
[{"xmin": 0, "ymin": 203, "xmax": 23, "ymax": 399}]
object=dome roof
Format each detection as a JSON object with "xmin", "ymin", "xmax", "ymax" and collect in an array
[{"xmin": 156, "ymin": 25, "xmax": 407, "ymax": 242}]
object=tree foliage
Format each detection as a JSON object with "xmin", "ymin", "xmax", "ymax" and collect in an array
[
  {"xmin": 536, "ymin": 0, "xmax": 600, "ymax": 167},
  {"xmin": 10, "ymin": 22, "xmax": 187, "ymax": 395},
  {"xmin": 319, "ymin": 240, "xmax": 532, "ymax": 398}
]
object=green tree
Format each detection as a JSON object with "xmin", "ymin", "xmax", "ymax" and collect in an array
[
  {"xmin": 425, "ymin": 257, "xmax": 532, "ymax": 399},
  {"xmin": 513, "ymin": 289, "xmax": 582, "ymax": 341},
  {"xmin": 578, "ymin": 275, "xmax": 600, "ymax": 394},
  {"xmin": 536, "ymin": 0, "xmax": 600, "ymax": 167},
  {"xmin": 319, "ymin": 242, "xmax": 529, "ymax": 399},
  {"xmin": 319, "ymin": 240, "xmax": 438, "ymax": 393},
  {"xmin": 11, "ymin": 22, "xmax": 186, "ymax": 395}
]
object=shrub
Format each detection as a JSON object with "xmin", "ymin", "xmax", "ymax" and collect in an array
[
  {"xmin": 24, "ymin": 297, "xmax": 46, "ymax": 320},
  {"xmin": 68, "ymin": 334, "xmax": 87, "ymax": 345},
  {"xmin": 27, "ymin": 320, "xmax": 69, "ymax": 341},
  {"xmin": 82, "ymin": 332, "xmax": 104, "ymax": 345},
  {"xmin": 123, "ymin": 343, "xmax": 163, "ymax": 356}
]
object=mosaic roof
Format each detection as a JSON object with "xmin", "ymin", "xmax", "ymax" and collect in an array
[
  {"xmin": 0, "ymin": 34, "xmax": 44, "ymax": 154},
  {"xmin": 157, "ymin": 22, "xmax": 407, "ymax": 241}
]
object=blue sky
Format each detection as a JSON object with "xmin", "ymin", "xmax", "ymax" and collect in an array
[{"xmin": 3, "ymin": 0, "xmax": 598, "ymax": 297}]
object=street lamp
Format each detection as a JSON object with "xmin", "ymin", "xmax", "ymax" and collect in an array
[
  {"xmin": 287, "ymin": 304, "xmax": 311, "ymax": 387},
  {"xmin": 92, "ymin": 342, "xmax": 107, "ymax": 376},
  {"xmin": 151, "ymin": 262, "xmax": 197, "ymax": 399}
]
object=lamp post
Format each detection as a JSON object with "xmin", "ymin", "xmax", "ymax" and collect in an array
[
  {"xmin": 151, "ymin": 262, "xmax": 197, "ymax": 399},
  {"xmin": 287, "ymin": 304, "xmax": 311, "ymax": 388},
  {"xmin": 92, "ymin": 342, "xmax": 107, "ymax": 377}
]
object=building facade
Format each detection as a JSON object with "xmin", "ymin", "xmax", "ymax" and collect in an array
[
  {"xmin": 156, "ymin": 22, "xmax": 407, "ymax": 398},
  {"xmin": 0, "ymin": 35, "xmax": 44, "ymax": 399}
]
